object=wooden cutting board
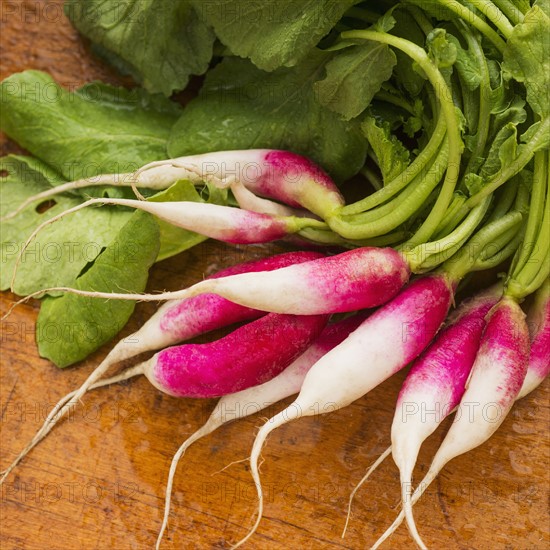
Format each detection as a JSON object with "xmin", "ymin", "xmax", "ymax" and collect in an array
[{"xmin": 1, "ymin": 2, "xmax": 548, "ymax": 549}]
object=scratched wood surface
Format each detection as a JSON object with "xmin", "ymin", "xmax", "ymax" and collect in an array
[{"xmin": 1, "ymin": 2, "xmax": 549, "ymax": 549}]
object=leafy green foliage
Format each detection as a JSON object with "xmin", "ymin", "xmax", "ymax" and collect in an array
[
  {"xmin": 192, "ymin": 0, "xmax": 357, "ymax": 71},
  {"xmin": 362, "ymin": 115, "xmax": 410, "ymax": 183},
  {"xmin": 503, "ymin": 0, "xmax": 550, "ymax": 119},
  {"xmin": 314, "ymin": 42, "xmax": 396, "ymax": 120},
  {"xmin": 65, "ymin": 0, "xmax": 215, "ymax": 95},
  {"xmin": 0, "ymin": 156, "xmax": 132, "ymax": 295},
  {"xmin": 0, "ymin": 72, "xmax": 181, "ymax": 183},
  {"xmin": 36, "ymin": 211, "xmax": 160, "ymax": 367},
  {"xmin": 168, "ymin": 54, "xmax": 368, "ymax": 181}
]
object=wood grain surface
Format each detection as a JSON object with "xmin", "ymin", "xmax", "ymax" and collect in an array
[{"xmin": 1, "ymin": 2, "xmax": 549, "ymax": 549}]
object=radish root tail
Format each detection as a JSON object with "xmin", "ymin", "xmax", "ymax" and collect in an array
[
  {"xmin": 230, "ymin": 407, "xmax": 301, "ymax": 549},
  {"xmin": 342, "ymin": 445, "xmax": 391, "ymax": 538},
  {"xmin": 370, "ymin": 468, "xmax": 439, "ymax": 550},
  {"xmin": 156, "ymin": 420, "xmax": 220, "ymax": 550},
  {"xmin": 402, "ymin": 470, "xmax": 428, "ymax": 550},
  {"xmin": 1, "ymin": 173, "xmax": 124, "ymax": 222}
]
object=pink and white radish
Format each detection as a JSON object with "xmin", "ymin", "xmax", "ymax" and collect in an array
[
  {"xmin": 17, "ymin": 198, "xmax": 324, "ymax": 255},
  {"xmin": 343, "ymin": 284, "xmax": 502, "ymax": 536},
  {"xmin": 518, "ymin": 279, "xmax": 550, "ymax": 398},
  {"xmin": 390, "ymin": 285, "xmax": 502, "ymax": 547},
  {"xmin": 233, "ymin": 273, "xmax": 455, "ymax": 547},
  {"xmin": 15, "ymin": 247, "xmax": 411, "ymax": 315},
  {"xmin": 3, "ymin": 149, "xmax": 344, "ymax": 221},
  {"xmin": 372, "ymin": 295, "xmax": 530, "ymax": 550},
  {"xmin": 0, "ymin": 251, "xmax": 323, "ymax": 483},
  {"xmin": 155, "ymin": 313, "xmax": 368, "ymax": 549},
  {"xmin": 144, "ymin": 312, "xmax": 328, "ymax": 398}
]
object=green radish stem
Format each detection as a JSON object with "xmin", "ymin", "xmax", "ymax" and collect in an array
[
  {"xmin": 492, "ymin": 0, "xmax": 526, "ymax": 24},
  {"xmin": 471, "ymin": 225, "xmax": 524, "ymax": 271},
  {"xmin": 331, "ymin": 142, "xmax": 449, "ymax": 239},
  {"xmin": 340, "ymin": 29, "xmax": 463, "ymax": 245},
  {"xmin": 466, "ymin": 0, "xmax": 514, "ymax": 37},
  {"xmin": 404, "ymin": 195, "xmax": 491, "ymax": 271},
  {"xmin": 430, "ymin": 0, "xmax": 508, "ymax": 51},
  {"xmin": 511, "ymin": 151, "xmax": 548, "ymax": 276},
  {"xmin": 342, "ymin": 114, "xmax": 447, "ymax": 215},
  {"xmin": 507, "ymin": 166, "xmax": 550, "ymax": 299}
]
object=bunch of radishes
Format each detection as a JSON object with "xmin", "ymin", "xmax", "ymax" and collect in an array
[{"xmin": 2, "ymin": 147, "xmax": 548, "ymax": 548}]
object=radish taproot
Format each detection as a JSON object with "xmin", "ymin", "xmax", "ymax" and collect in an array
[
  {"xmin": 389, "ymin": 285, "xmax": 504, "ymax": 548},
  {"xmin": 3, "ymin": 149, "xmax": 344, "ymax": 221},
  {"xmin": 372, "ymin": 295, "xmax": 531, "ymax": 549},
  {"xmin": 343, "ymin": 284, "xmax": 502, "ymax": 536},
  {"xmin": 156, "ymin": 312, "xmax": 368, "ymax": 548},
  {"xmin": 234, "ymin": 272, "xmax": 456, "ymax": 547},
  {"xmin": 17, "ymin": 198, "xmax": 325, "ymax": 253},
  {"xmin": 14, "ymin": 247, "xmax": 411, "ymax": 314}
]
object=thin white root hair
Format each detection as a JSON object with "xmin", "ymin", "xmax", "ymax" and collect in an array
[
  {"xmin": 1, "ymin": 173, "xmax": 126, "ymax": 222},
  {"xmin": 156, "ymin": 420, "xmax": 219, "ymax": 550},
  {"xmin": 342, "ymin": 445, "xmax": 392, "ymax": 538},
  {"xmin": 370, "ymin": 468, "xmax": 439, "ymax": 550},
  {"xmin": 210, "ymin": 456, "xmax": 250, "ymax": 476},
  {"xmin": 0, "ymin": 363, "xmax": 142, "ymax": 484},
  {"xmin": 230, "ymin": 407, "xmax": 301, "ymax": 549}
]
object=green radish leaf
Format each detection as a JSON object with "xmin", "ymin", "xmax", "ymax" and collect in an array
[
  {"xmin": 503, "ymin": 0, "xmax": 550, "ymax": 119},
  {"xmin": 361, "ymin": 115, "xmax": 410, "ymax": 183},
  {"xmin": 65, "ymin": 0, "xmax": 215, "ymax": 95},
  {"xmin": 191, "ymin": 0, "xmax": 357, "ymax": 72},
  {"xmin": 0, "ymin": 156, "xmax": 132, "ymax": 295},
  {"xmin": 0, "ymin": 71, "xmax": 181, "ymax": 186},
  {"xmin": 168, "ymin": 54, "xmax": 367, "ymax": 182},
  {"xmin": 314, "ymin": 41, "xmax": 396, "ymax": 120},
  {"xmin": 426, "ymin": 28, "xmax": 457, "ymax": 69},
  {"xmin": 391, "ymin": 9, "xmax": 426, "ymax": 97},
  {"xmin": 36, "ymin": 210, "xmax": 160, "ymax": 368}
]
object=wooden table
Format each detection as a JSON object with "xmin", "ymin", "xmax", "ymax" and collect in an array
[{"xmin": 1, "ymin": 2, "xmax": 549, "ymax": 549}]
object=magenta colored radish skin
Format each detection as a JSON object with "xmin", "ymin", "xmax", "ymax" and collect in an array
[
  {"xmin": 288, "ymin": 247, "xmax": 410, "ymax": 313},
  {"xmin": 480, "ymin": 297, "xmax": 531, "ymax": 406},
  {"xmin": 518, "ymin": 281, "xmax": 550, "ymax": 398},
  {"xmin": 174, "ymin": 149, "xmax": 344, "ymax": 216},
  {"xmin": 391, "ymin": 274, "xmax": 456, "ymax": 361},
  {"xmin": 291, "ymin": 273, "xmax": 454, "ymax": 415},
  {"xmin": 396, "ymin": 288, "xmax": 500, "ymax": 414},
  {"xmin": 148, "ymin": 313, "xmax": 329, "ymax": 398},
  {"xmin": 259, "ymin": 151, "xmax": 344, "ymax": 216},
  {"xmin": 158, "ymin": 251, "xmax": 324, "ymax": 339}
]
